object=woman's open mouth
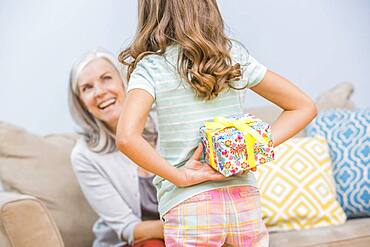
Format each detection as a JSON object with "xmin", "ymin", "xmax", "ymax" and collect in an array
[{"xmin": 97, "ymin": 98, "xmax": 116, "ymax": 111}]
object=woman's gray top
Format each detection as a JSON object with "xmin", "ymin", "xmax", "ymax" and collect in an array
[
  {"xmin": 71, "ymin": 139, "xmax": 159, "ymax": 247},
  {"xmin": 139, "ymin": 176, "xmax": 159, "ymax": 221}
]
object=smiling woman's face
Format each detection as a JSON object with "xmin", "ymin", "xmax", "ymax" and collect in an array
[{"xmin": 77, "ymin": 58, "xmax": 125, "ymax": 132}]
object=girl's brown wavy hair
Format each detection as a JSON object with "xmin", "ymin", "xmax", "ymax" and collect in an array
[{"xmin": 119, "ymin": 0, "xmax": 243, "ymax": 100}]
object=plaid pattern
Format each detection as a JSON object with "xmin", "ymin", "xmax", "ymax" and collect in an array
[{"xmin": 163, "ymin": 186, "xmax": 269, "ymax": 247}]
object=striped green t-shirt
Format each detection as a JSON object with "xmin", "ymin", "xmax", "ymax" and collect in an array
[{"xmin": 127, "ymin": 41, "xmax": 267, "ymax": 217}]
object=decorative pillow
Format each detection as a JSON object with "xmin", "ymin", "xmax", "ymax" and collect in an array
[
  {"xmin": 306, "ymin": 109, "xmax": 370, "ymax": 218},
  {"xmin": 255, "ymin": 135, "xmax": 346, "ymax": 231}
]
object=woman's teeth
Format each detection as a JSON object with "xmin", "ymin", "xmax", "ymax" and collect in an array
[{"xmin": 98, "ymin": 98, "xmax": 116, "ymax": 110}]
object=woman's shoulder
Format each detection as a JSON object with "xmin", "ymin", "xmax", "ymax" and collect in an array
[
  {"xmin": 70, "ymin": 137, "xmax": 137, "ymax": 171},
  {"xmin": 70, "ymin": 137, "xmax": 94, "ymax": 168},
  {"xmin": 70, "ymin": 137, "xmax": 110, "ymax": 169},
  {"xmin": 71, "ymin": 137, "xmax": 91, "ymax": 158}
]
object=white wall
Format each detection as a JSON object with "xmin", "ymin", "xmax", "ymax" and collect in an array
[
  {"xmin": 220, "ymin": 0, "xmax": 370, "ymax": 108},
  {"xmin": 1, "ymin": 0, "xmax": 369, "ymax": 134}
]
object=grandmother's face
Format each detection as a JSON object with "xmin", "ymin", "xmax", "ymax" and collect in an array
[{"xmin": 78, "ymin": 58, "xmax": 125, "ymax": 132}]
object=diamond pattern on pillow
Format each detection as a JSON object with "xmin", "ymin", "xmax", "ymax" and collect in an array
[
  {"xmin": 255, "ymin": 136, "xmax": 346, "ymax": 231},
  {"xmin": 306, "ymin": 109, "xmax": 370, "ymax": 218}
]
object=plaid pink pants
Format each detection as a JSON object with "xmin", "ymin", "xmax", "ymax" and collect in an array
[{"xmin": 163, "ymin": 186, "xmax": 269, "ymax": 247}]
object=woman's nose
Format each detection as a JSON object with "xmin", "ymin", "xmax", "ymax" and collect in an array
[{"xmin": 93, "ymin": 84, "xmax": 105, "ymax": 97}]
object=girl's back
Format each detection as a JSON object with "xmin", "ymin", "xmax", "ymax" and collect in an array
[{"xmin": 127, "ymin": 40, "xmax": 267, "ymax": 216}]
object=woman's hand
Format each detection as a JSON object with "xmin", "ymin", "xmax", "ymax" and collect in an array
[
  {"xmin": 177, "ymin": 143, "xmax": 226, "ymax": 187},
  {"xmin": 133, "ymin": 220, "xmax": 164, "ymax": 243}
]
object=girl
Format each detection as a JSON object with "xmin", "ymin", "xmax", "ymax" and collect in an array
[{"xmin": 116, "ymin": 1, "xmax": 317, "ymax": 246}]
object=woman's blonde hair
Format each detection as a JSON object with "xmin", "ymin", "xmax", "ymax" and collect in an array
[
  {"xmin": 68, "ymin": 48, "xmax": 126, "ymax": 153},
  {"xmin": 119, "ymin": 0, "xmax": 242, "ymax": 100}
]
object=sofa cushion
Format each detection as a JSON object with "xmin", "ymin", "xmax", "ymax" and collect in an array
[
  {"xmin": 270, "ymin": 217, "xmax": 370, "ymax": 247},
  {"xmin": 0, "ymin": 122, "xmax": 98, "ymax": 247},
  {"xmin": 306, "ymin": 109, "xmax": 370, "ymax": 218},
  {"xmin": 245, "ymin": 82, "xmax": 356, "ymax": 138},
  {"xmin": 255, "ymin": 135, "xmax": 346, "ymax": 231}
]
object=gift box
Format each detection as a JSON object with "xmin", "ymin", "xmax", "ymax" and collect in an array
[{"xmin": 200, "ymin": 114, "xmax": 275, "ymax": 177}]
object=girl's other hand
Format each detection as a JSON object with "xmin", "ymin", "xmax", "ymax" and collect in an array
[{"xmin": 177, "ymin": 143, "xmax": 226, "ymax": 187}]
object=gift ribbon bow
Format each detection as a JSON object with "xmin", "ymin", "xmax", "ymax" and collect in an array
[{"xmin": 204, "ymin": 116, "xmax": 268, "ymax": 170}]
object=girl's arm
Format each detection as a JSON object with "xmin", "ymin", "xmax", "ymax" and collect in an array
[
  {"xmin": 250, "ymin": 70, "xmax": 317, "ymax": 146},
  {"xmin": 116, "ymin": 89, "xmax": 225, "ymax": 187}
]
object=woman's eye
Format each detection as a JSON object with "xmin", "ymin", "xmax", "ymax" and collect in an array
[
  {"xmin": 103, "ymin": 76, "xmax": 112, "ymax": 80},
  {"xmin": 82, "ymin": 85, "xmax": 92, "ymax": 92}
]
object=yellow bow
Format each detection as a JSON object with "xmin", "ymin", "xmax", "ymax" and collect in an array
[{"xmin": 204, "ymin": 116, "xmax": 268, "ymax": 170}]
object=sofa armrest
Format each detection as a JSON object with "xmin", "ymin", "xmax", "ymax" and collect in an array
[{"xmin": 0, "ymin": 191, "xmax": 64, "ymax": 247}]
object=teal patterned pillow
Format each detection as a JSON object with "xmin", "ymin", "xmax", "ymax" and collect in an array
[{"xmin": 306, "ymin": 109, "xmax": 370, "ymax": 218}]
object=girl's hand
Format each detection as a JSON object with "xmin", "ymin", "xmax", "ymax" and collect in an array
[{"xmin": 177, "ymin": 143, "xmax": 226, "ymax": 187}]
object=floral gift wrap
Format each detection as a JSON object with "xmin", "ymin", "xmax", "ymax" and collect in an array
[{"xmin": 200, "ymin": 114, "xmax": 275, "ymax": 177}]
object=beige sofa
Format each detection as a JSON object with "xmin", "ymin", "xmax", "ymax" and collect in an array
[
  {"xmin": 0, "ymin": 129, "xmax": 97, "ymax": 247},
  {"xmin": 1, "ymin": 83, "xmax": 369, "ymax": 247}
]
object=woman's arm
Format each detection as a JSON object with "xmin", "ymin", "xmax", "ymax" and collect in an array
[
  {"xmin": 250, "ymin": 70, "xmax": 317, "ymax": 146},
  {"xmin": 133, "ymin": 220, "xmax": 164, "ymax": 243},
  {"xmin": 71, "ymin": 150, "xmax": 162, "ymax": 244},
  {"xmin": 116, "ymin": 89, "xmax": 225, "ymax": 187}
]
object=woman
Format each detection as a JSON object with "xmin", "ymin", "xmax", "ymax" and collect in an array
[{"xmin": 68, "ymin": 48, "xmax": 164, "ymax": 247}]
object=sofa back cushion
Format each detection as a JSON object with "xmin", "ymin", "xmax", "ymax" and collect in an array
[
  {"xmin": 244, "ymin": 82, "xmax": 356, "ymax": 137},
  {"xmin": 0, "ymin": 122, "xmax": 97, "ymax": 247}
]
